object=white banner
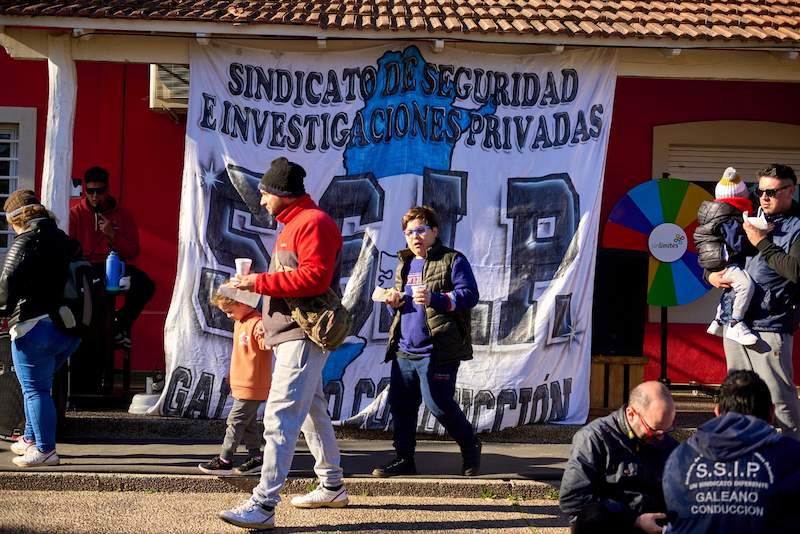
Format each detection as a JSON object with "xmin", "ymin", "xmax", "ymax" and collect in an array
[{"xmin": 151, "ymin": 42, "xmax": 617, "ymax": 430}]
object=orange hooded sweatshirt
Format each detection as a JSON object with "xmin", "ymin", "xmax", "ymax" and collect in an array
[{"xmin": 229, "ymin": 309, "xmax": 272, "ymax": 401}]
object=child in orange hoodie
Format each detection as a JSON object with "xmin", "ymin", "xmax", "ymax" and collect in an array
[{"xmin": 198, "ymin": 286, "xmax": 272, "ymax": 476}]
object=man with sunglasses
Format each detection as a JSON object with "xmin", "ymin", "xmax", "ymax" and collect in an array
[
  {"xmin": 663, "ymin": 370, "xmax": 800, "ymax": 533},
  {"xmin": 68, "ymin": 166, "xmax": 155, "ymax": 390},
  {"xmin": 560, "ymin": 381, "xmax": 678, "ymax": 534},
  {"xmin": 708, "ymin": 164, "xmax": 800, "ymax": 436}
]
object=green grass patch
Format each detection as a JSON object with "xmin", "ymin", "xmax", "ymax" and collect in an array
[
  {"xmin": 479, "ymin": 487, "xmax": 498, "ymax": 500},
  {"xmin": 543, "ymin": 487, "xmax": 560, "ymax": 501}
]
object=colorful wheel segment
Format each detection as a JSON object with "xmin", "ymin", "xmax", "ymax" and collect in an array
[{"xmin": 603, "ymin": 178, "xmax": 713, "ymax": 307}]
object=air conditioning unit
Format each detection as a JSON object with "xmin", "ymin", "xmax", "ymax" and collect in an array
[{"xmin": 149, "ymin": 64, "xmax": 189, "ymax": 113}]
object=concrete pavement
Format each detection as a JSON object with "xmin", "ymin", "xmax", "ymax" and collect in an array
[
  {"xmin": 0, "ymin": 491, "xmax": 569, "ymax": 533},
  {"xmin": 0, "ymin": 439, "xmax": 567, "ymax": 498}
]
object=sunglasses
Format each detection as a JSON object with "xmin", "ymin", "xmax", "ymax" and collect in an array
[
  {"xmin": 86, "ymin": 187, "xmax": 107, "ymax": 195},
  {"xmin": 756, "ymin": 184, "xmax": 791, "ymax": 198},
  {"xmin": 403, "ymin": 225, "xmax": 431, "ymax": 237},
  {"xmin": 632, "ymin": 408, "xmax": 674, "ymax": 440}
]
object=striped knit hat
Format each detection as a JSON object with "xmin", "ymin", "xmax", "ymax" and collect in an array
[{"xmin": 715, "ymin": 167, "xmax": 749, "ymax": 199}]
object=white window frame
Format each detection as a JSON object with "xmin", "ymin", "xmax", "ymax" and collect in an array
[
  {"xmin": 0, "ymin": 107, "xmax": 37, "ymax": 255},
  {"xmin": 650, "ymin": 120, "xmax": 800, "ymax": 324}
]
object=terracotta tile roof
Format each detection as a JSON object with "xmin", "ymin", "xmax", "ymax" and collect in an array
[{"xmin": 0, "ymin": 1, "xmax": 798, "ymax": 43}]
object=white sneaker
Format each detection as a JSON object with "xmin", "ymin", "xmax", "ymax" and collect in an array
[
  {"xmin": 290, "ymin": 483, "xmax": 349, "ymax": 509},
  {"xmin": 725, "ymin": 322, "xmax": 758, "ymax": 346},
  {"xmin": 10, "ymin": 438, "xmax": 36, "ymax": 456},
  {"xmin": 706, "ymin": 320, "xmax": 723, "ymax": 337},
  {"xmin": 12, "ymin": 449, "xmax": 59, "ymax": 467},
  {"xmin": 218, "ymin": 499, "xmax": 275, "ymax": 530}
]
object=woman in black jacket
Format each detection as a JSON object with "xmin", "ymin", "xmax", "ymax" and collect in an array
[{"xmin": 0, "ymin": 190, "xmax": 81, "ymax": 467}]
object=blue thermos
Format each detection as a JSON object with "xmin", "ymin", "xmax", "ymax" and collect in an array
[{"xmin": 106, "ymin": 251, "xmax": 125, "ymax": 291}]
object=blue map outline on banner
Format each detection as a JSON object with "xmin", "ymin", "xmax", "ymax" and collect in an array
[
  {"xmin": 324, "ymin": 46, "xmax": 496, "ymax": 390},
  {"xmin": 343, "ymin": 45, "xmax": 496, "ymax": 179}
]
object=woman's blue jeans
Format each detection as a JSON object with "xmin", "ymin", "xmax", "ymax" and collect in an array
[{"xmin": 11, "ymin": 318, "xmax": 81, "ymax": 452}]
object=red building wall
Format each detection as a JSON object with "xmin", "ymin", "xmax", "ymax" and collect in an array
[
  {"xmin": 0, "ymin": 50, "xmax": 183, "ymax": 372},
  {"xmin": 603, "ymin": 77, "xmax": 800, "ymax": 384},
  {"xmin": 2, "ymin": 47, "xmax": 799, "ymax": 383}
]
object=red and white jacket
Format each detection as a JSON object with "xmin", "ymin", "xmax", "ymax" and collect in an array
[{"xmin": 254, "ymin": 194, "xmax": 343, "ymax": 345}]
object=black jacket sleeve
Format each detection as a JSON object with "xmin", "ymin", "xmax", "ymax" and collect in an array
[
  {"xmin": 559, "ymin": 429, "xmax": 638, "ymax": 527},
  {"xmin": 0, "ymin": 237, "xmax": 27, "ymax": 317},
  {"xmin": 756, "ymin": 236, "xmax": 800, "ymax": 284}
]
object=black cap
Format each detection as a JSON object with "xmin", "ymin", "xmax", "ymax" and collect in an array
[{"xmin": 259, "ymin": 157, "xmax": 306, "ymax": 197}]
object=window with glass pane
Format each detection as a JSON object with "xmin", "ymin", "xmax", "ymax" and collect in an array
[{"xmin": 0, "ymin": 125, "xmax": 19, "ymax": 250}]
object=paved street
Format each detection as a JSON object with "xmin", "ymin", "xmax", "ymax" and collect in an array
[{"xmin": 0, "ymin": 491, "xmax": 569, "ymax": 533}]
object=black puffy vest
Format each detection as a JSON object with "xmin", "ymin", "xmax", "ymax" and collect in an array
[{"xmin": 385, "ymin": 239, "xmax": 472, "ymax": 365}]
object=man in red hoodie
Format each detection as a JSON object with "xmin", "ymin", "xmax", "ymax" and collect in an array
[
  {"xmin": 218, "ymin": 157, "xmax": 348, "ymax": 531},
  {"xmin": 69, "ymin": 166, "xmax": 155, "ymax": 349}
]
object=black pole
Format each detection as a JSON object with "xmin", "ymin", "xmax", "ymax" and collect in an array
[{"xmin": 660, "ymin": 306, "xmax": 671, "ymax": 385}]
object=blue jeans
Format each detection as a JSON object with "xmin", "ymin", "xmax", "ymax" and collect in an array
[
  {"xmin": 251, "ymin": 339, "xmax": 343, "ymax": 507},
  {"xmin": 11, "ymin": 318, "xmax": 81, "ymax": 452},
  {"xmin": 389, "ymin": 357, "xmax": 477, "ymax": 458}
]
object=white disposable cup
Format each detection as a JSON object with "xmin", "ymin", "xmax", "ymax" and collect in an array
[
  {"xmin": 235, "ymin": 258, "xmax": 252, "ymax": 276},
  {"xmin": 411, "ymin": 284, "xmax": 426, "ymax": 297}
]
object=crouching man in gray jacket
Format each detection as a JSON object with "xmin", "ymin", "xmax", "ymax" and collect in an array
[{"xmin": 559, "ymin": 381, "xmax": 678, "ymax": 534}]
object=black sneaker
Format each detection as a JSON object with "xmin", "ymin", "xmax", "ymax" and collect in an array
[
  {"xmin": 372, "ymin": 456, "xmax": 416, "ymax": 478},
  {"xmin": 233, "ymin": 455, "xmax": 263, "ymax": 476},
  {"xmin": 198, "ymin": 456, "xmax": 233, "ymax": 476},
  {"xmin": 461, "ymin": 439, "xmax": 482, "ymax": 477}
]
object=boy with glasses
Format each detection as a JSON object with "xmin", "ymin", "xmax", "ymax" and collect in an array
[
  {"xmin": 694, "ymin": 167, "xmax": 759, "ymax": 346},
  {"xmin": 372, "ymin": 205, "xmax": 482, "ymax": 478},
  {"xmin": 560, "ymin": 381, "xmax": 678, "ymax": 534},
  {"xmin": 708, "ymin": 164, "xmax": 800, "ymax": 436}
]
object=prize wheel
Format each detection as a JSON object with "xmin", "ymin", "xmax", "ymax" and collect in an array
[{"xmin": 603, "ymin": 178, "xmax": 713, "ymax": 307}]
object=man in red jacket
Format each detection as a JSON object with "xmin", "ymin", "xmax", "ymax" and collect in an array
[
  {"xmin": 69, "ymin": 166, "xmax": 155, "ymax": 348},
  {"xmin": 218, "ymin": 157, "xmax": 348, "ymax": 531}
]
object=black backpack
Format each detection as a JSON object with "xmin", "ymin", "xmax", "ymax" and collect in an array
[{"xmin": 52, "ymin": 244, "xmax": 106, "ymax": 338}]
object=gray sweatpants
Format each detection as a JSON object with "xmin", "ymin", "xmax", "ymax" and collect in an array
[
  {"xmin": 723, "ymin": 329, "xmax": 800, "ymax": 435},
  {"xmin": 220, "ymin": 397, "xmax": 264, "ymax": 461},
  {"xmin": 250, "ymin": 339, "xmax": 343, "ymax": 507}
]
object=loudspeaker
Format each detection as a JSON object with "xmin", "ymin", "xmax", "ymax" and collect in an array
[
  {"xmin": 0, "ymin": 332, "xmax": 24, "ymax": 439},
  {"xmin": 591, "ymin": 248, "xmax": 648, "ymax": 356}
]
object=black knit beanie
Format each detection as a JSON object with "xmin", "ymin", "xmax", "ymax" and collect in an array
[{"xmin": 259, "ymin": 157, "xmax": 306, "ymax": 197}]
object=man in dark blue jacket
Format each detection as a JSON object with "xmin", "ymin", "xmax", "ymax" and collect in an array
[
  {"xmin": 663, "ymin": 370, "xmax": 800, "ymax": 533},
  {"xmin": 709, "ymin": 164, "xmax": 800, "ymax": 435},
  {"xmin": 560, "ymin": 381, "xmax": 678, "ymax": 534}
]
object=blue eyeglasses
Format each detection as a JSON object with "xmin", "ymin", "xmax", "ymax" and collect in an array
[{"xmin": 403, "ymin": 225, "xmax": 431, "ymax": 237}]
